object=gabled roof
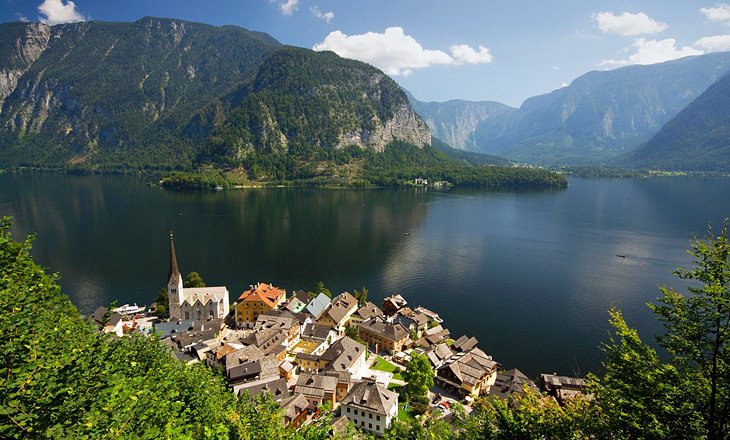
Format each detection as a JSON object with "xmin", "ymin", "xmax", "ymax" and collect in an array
[
  {"xmin": 238, "ymin": 282, "xmax": 285, "ymax": 307},
  {"xmin": 453, "ymin": 335, "xmax": 479, "ymax": 352},
  {"xmin": 91, "ymin": 306, "xmax": 108, "ymax": 325},
  {"xmin": 280, "ymin": 393, "xmax": 309, "ymax": 422},
  {"xmin": 438, "ymin": 348, "xmax": 499, "ymax": 387},
  {"xmin": 301, "ymin": 323, "xmax": 333, "ymax": 341},
  {"xmin": 357, "ymin": 316, "xmax": 409, "ymax": 342},
  {"xmin": 322, "ymin": 291, "xmax": 358, "ymax": 324},
  {"xmin": 355, "ymin": 302, "xmax": 383, "ymax": 320},
  {"xmin": 255, "ymin": 314, "xmax": 298, "ymax": 332},
  {"xmin": 227, "ymin": 354, "xmax": 279, "ymax": 383},
  {"xmin": 234, "ymin": 377, "xmax": 289, "ymax": 399},
  {"xmin": 306, "ymin": 293, "xmax": 331, "ymax": 320},
  {"xmin": 321, "ymin": 337, "xmax": 366, "ymax": 373},
  {"xmin": 293, "ymin": 290, "xmax": 310, "ymax": 304},
  {"xmin": 489, "ymin": 369, "xmax": 537, "ymax": 400},
  {"xmin": 341, "ymin": 380, "xmax": 398, "ymax": 416},
  {"xmin": 295, "ymin": 372, "xmax": 338, "ymax": 398},
  {"xmin": 285, "ymin": 297, "xmax": 306, "ymax": 313},
  {"xmin": 181, "ymin": 286, "xmax": 228, "ymax": 307}
]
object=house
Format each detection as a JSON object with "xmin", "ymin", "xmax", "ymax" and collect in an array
[
  {"xmin": 103, "ymin": 313, "xmax": 124, "ymax": 336},
  {"xmin": 393, "ymin": 307, "xmax": 429, "ymax": 336},
  {"xmin": 295, "ymin": 337, "xmax": 366, "ymax": 376},
  {"xmin": 226, "ymin": 354, "xmax": 280, "ymax": 385},
  {"xmin": 415, "ymin": 326, "xmax": 451, "ymax": 349},
  {"xmin": 279, "ymin": 393, "xmax": 309, "ymax": 429},
  {"xmin": 90, "ymin": 306, "xmax": 108, "ymax": 328},
  {"xmin": 166, "ymin": 234, "xmax": 229, "ymax": 321},
  {"xmin": 340, "ymin": 379, "xmax": 398, "ymax": 436},
  {"xmin": 233, "ymin": 377, "xmax": 289, "ymax": 400},
  {"xmin": 235, "ymin": 282, "xmax": 286, "ymax": 324},
  {"xmin": 349, "ymin": 302, "xmax": 383, "ymax": 327},
  {"xmin": 295, "ymin": 372, "xmax": 338, "ymax": 410},
  {"xmin": 489, "ymin": 369, "xmax": 538, "ymax": 401},
  {"xmin": 284, "ymin": 297, "xmax": 307, "ymax": 314},
  {"xmin": 357, "ymin": 316, "xmax": 409, "ymax": 354},
  {"xmin": 240, "ymin": 327, "xmax": 288, "ymax": 361},
  {"xmin": 255, "ymin": 313, "xmax": 301, "ymax": 347},
  {"xmin": 306, "ymin": 293, "xmax": 332, "ymax": 321},
  {"xmin": 452, "ymin": 335, "xmax": 479, "ymax": 352},
  {"xmin": 222, "ymin": 344, "xmax": 265, "ymax": 371},
  {"xmin": 316, "ymin": 292, "xmax": 358, "ymax": 333},
  {"xmin": 381, "ymin": 294, "xmax": 407, "ymax": 316},
  {"xmin": 420, "ymin": 342, "xmax": 454, "ymax": 369},
  {"xmin": 414, "ymin": 306, "xmax": 443, "ymax": 324},
  {"xmin": 539, "ymin": 373, "xmax": 587, "ymax": 404},
  {"xmin": 436, "ymin": 347, "xmax": 500, "ymax": 399}
]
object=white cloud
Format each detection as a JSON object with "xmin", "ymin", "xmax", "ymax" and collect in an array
[
  {"xmin": 701, "ymin": 4, "xmax": 730, "ymax": 23},
  {"xmin": 37, "ymin": 0, "xmax": 85, "ymax": 25},
  {"xmin": 313, "ymin": 27, "xmax": 492, "ymax": 76},
  {"xmin": 311, "ymin": 6, "xmax": 334, "ymax": 23},
  {"xmin": 279, "ymin": 0, "xmax": 299, "ymax": 16},
  {"xmin": 449, "ymin": 44, "xmax": 492, "ymax": 64},
  {"xmin": 16, "ymin": 13, "xmax": 29, "ymax": 22},
  {"xmin": 599, "ymin": 38, "xmax": 703, "ymax": 67},
  {"xmin": 593, "ymin": 11, "xmax": 668, "ymax": 36},
  {"xmin": 695, "ymin": 34, "xmax": 730, "ymax": 51}
]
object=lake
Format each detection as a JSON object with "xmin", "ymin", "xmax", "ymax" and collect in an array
[{"xmin": 2, "ymin": 173, "xmax": 729, "ymax": 377}]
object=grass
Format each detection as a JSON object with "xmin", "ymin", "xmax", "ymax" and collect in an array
[
  {"xmin": 372, "ymin": 356, "xmax": 405, "ymax": 381},
  {"xmin": 387, "ymin": 383, "xmax": 402, "ymax": 394},
  {"xmin": 398, "ymin": 402, "xmax": 417, "ymax": 422}
]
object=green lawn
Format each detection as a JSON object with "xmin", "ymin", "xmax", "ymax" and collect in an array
[
  {"xmin": 398, "ymin": 402, "xmax": 417, "ymax": 422},
  {"xmin": 372, "ymin": 356, "xmax": 405, "ymax": 381},
  {"xmin": 387, "ymin": 383, "xmax": 402, "ymax": 394}
]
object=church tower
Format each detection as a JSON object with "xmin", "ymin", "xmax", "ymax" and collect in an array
[{"xmin": 167, "ymin": 232, "xmax": 184, "ymax": 320}]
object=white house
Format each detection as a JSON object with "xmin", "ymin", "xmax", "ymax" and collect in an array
[{"xmin": 340, "ymin": 380, "xmax": 398, "ymax": 436}]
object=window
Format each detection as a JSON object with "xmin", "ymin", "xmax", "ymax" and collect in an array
[
  {"xmin": 209, "ymin": 309, "xmax": 214, "ymax": 318},
  {"xmin": 346, "ymin": 407, "xmax": 350, "ymax": 413},
  {"xmin": 184, "ymin": 311, "xmax": 190, "ymax": 320},
  {"xmin": 376, "ymin": 415, "xmax": 381, "ymax": 421},
  {"xmin": 369, "ymin": 423, "xmax": 372, "ymax": 429},
  {"xmin": 197, "ymin": 310, "xmax": 202, "ymax": 319},
  {"xmin": 376, "ymin": 425, "xmax": 380, "ymax": 431},
  {"xmin": 369, "ymin": 413, "xmax": 372, "ymax": 419}
]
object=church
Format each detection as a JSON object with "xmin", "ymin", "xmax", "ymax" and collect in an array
[{"xmin": 167, "ymin": 233, "xmax": 230, "ymax": 321}]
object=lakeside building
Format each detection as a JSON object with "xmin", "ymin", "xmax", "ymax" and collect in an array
[
  {"xmin": 316, "ymin": 291, "xmax": 359, "ymax": 334},
  {"xmin": 357, "ymin": 316, "xmax": 409, "ymax": 354},
  {"xmin": 340, "ymin": 380, "xmax": 398, "ymax": 436},
  {"xmin": 234, "ymin": 282, "xmax": 286, "ymax": 324},
  {"xmin": 166, "ymin": 233, "xmax": 230, "ymax": 321}
]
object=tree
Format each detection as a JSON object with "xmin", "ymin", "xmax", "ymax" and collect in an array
[
  {"xmin": 650, "ymin": 219, "xmax": 730, "ymax": 439},
  {"xmin": 402, "ymin": 353, "xmax": 434, "ymax": 412},
  {"xmin": 353, "ymin": 286, "xmax": 368, "ymax": 305},
  {"xmin": 309, "ymin": 281, "xmax": 331, "ymax": 299},
  {"xmin": 590, "ymin": 309, "xmax": 702, "ymax": 438},
  {"xmin": 184, "ymin": 271, "xmax": 206, "ymax": 288},
  {"xmin": 154, "ymin": 288, "xmax": 169, "ymax": 318}
]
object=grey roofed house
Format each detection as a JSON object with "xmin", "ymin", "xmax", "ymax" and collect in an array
[
  {"xmin": 90, "ymin": 306, "xmax": 108, "ymax": 327},
  {"xmin": 153, "ymin": 319, "xmax": 223, "ymax": 339},
  {"xmin": 341, "ymin": 379, "xmax": 398, "ymax": 416},
  {"xmin": 227, "ymin": 354, "xmax": 279, "ymax": 384},
  {"xmin": 539, "ymin": 373, "xmax": 587, "ymax": 404},
  {"xmin": 169, "ymin": 329, "xmax": 217, "ymax": 350},
  {"xmin": 241, "ymin": 327, "xmax": 286, "ymax": 349},
  {"xmin": 423, "ymin": 343, "xmax": 454, "ymax": 368},
  {"xmin": 328, "ymin": 415, "xmax": 352, "ymax": 437},
  {"xmin": 225, "ymin": 344, "xmax": 265, "ymax": 370},
  {"xmin": 234, "ymin": 377, "xmax": 289, "ymax": 400},
  {"xmin": 453, "ymin": 335, "xmax": 479, "ymax": 352},
  {"xmin": 301, "ymin": 323, "xmax": 334, "ymax": 341},
  {"xmin": 306, "ymin": 293, "xmax": 332, "ymax": 320},
  {"xmin": 321, "ymin": 291, "xmax": 358, "ymax": 324},
  {"xmin": 263, "ymin": 308, "xmax": 309, "ymax": 325},
  {"xmin": 293, "ymin": 290, "xmax": 310, "ymax": 304},
  {"xmin": 489, "ymin": 368, "xmax": 537, "ymax": 400},
  {"xmin": 279, "ymin": 393, "xmax": 309, "ymax": 427},
  {"xmin": 255, "ymin": 313, "xmax": 297, "ymax": 332},
  {"xmin": 354, "ymin": 302, "xmax": 382, "ymax": 321},
  {"xmin": 284, "ymin": 297, "xmax": 306, "ymax": 313},
  {"xmin": 295, "ymin": 372, "xmax": 338, "ymax": 399},
  {"xmin": 320, "ymin": 336, "xmax": 366, "ymax": 373},
  {"xmin": 357, "ymin": 316, "xmax": 409, "ymax": 342},
  {"xmin": 414, "ymin": 306, "xmax": 443, "ymax": 323},
  {"xmin": 438, "ymin": 347, "xmax": 499, "ymax": 389}
]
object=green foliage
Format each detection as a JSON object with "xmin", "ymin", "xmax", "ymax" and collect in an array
[
  {"xmin": 650, "ymin": 220, "xmax": 730, "ymax": 438},
  {"xmin": 0, "ymin": 216, "xmax": 290, "ymax": 439},
  {"xmin": 184, "ymin": 271, "xmax": 206, "ymax": 288},
  {"xmin": 352, "ymin": 286, "xmax": 368, "ymax": 305},
  {"xmin": 154, "ymin": 288, "xmax": 169, "ymax": 318},
  {"xmin": 590, "ymin": 309, "xmax": 702, "ymax": 438},
  {"xmin": 160, "ymin": 170, "xmax": 230, "ymax": 190},
  {"xmin": 402, "ymin": 353, "xmax": 434, "ymax": 410},
  {"xmin": 308, "ymin": 281, "xmax": 331, "ymax": 299}
]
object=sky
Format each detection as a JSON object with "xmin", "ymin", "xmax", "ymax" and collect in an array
[{"xmin": 3, "ymin": 1, "xmax": 730, "ymax": 107}]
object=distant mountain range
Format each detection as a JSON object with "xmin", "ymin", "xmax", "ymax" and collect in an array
[
  {"xmin": 411, "ymin": 51, "xmax": 730, "ymax": 170},
  {"xmin": 619, "ymin": 72, "xmax": 730, "ymax": 171}
]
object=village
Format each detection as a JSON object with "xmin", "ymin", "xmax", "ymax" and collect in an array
[{"xmin": 89, "ymin": 234, "xmax": 588, "ymax": 437}]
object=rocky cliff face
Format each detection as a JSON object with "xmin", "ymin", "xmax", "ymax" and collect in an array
[
  {"xmin": 340, "ymin": 103, "xmax": 431, "ymax": 152},
  {"xmin": 0, "ymin": 23, "xmax": 51, "ymax": 110},
  {"xmin": 406, "ymin": 93, "xmax": 513, "ymax": 150}
]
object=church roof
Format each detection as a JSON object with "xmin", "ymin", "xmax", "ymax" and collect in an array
[
  {"xmin": 168, "ymin": 232, "xmax": 181, "ymax": 286},
  {"xmin": 181, "ymin": 286, "xmax": 228, "ymax": 306}
]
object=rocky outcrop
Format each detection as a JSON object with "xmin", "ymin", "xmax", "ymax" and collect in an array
[{"xmin": 0, "ymin": 23, "xmax": 51, "ymax": 111}]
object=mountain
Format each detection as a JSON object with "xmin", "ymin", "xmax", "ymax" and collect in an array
[
  {"xmin": 406, "ymin": 92, "xmax": 514, "ymax": 150},
  {"xmin": 0, "ymin": 18, "xmax": 431, "ymax": 171},
  {"xmin": 471, "ymin": 51, "xmax": 730, "ymax": 165},
  {"xmin": 620, "ymin": 72, "xmax": 730, "ymax": 171},
  {"xmin": 0, "ymin": 18, "xmax": 282, "ymax": 168}
]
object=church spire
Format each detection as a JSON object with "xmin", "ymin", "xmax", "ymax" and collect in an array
[{"xmin": 168, "ymin": 231, "xmax": 181, "ymax": 284}]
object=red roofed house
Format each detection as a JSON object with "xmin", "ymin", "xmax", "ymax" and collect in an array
[{"xmin": 235, "ymin": 282, "xmax": 286, "ymax": 325}]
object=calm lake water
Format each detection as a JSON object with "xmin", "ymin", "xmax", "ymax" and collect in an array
[{"xmin": 2, "ymin": 174, "xmax": 729, "ymax": 377}]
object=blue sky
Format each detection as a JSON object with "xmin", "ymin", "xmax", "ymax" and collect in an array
[{"xmin": 4, "ymin": 1, "xmax": 730, "ymax": 107}]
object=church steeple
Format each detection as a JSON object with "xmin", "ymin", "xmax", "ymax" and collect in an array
[{"xmin": 168, "ymin": 231, "xmax": 181, "ymax": 285}]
